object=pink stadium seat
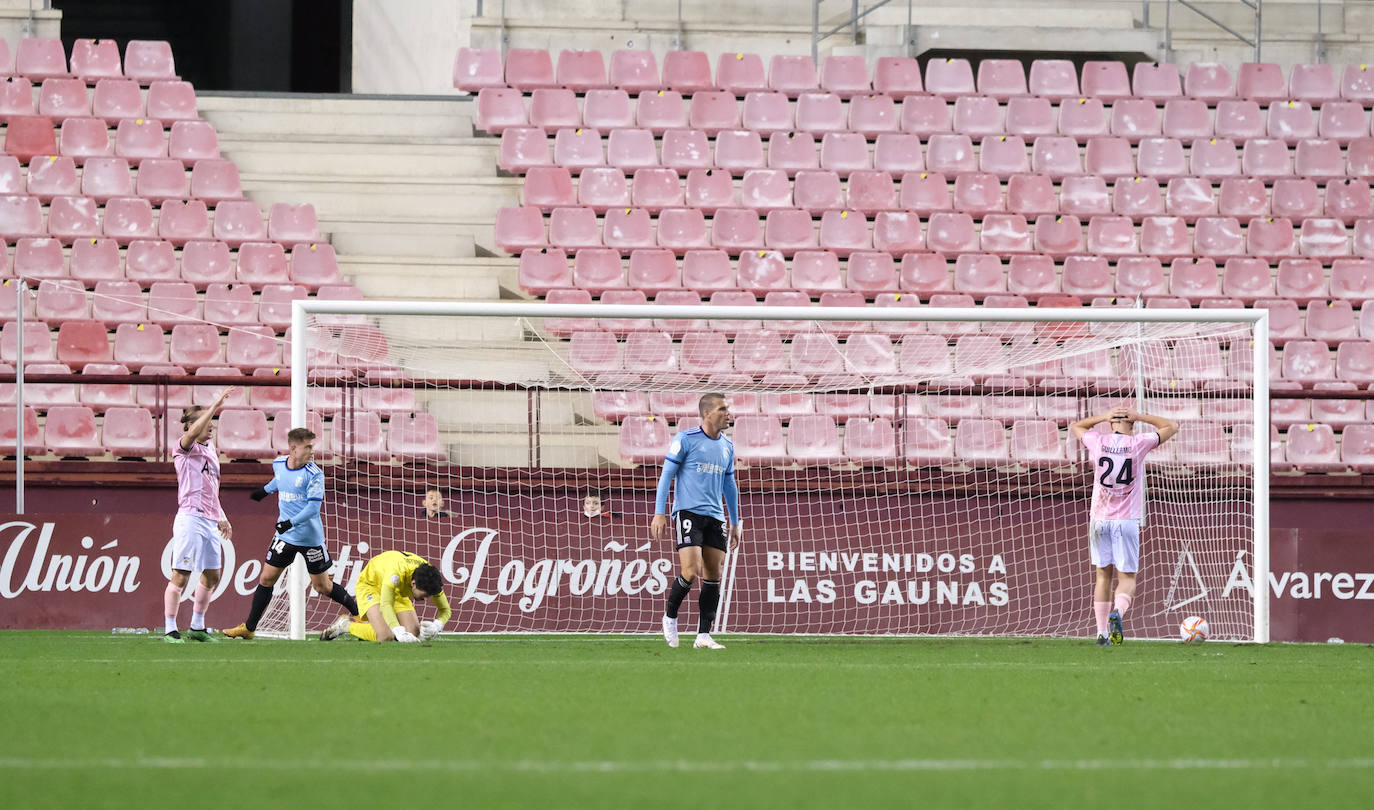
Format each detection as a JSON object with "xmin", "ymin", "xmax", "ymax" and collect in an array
[
  {"xmin": 1290, "ymin": 63, "xmax": 1339, "ymax": 104},
  {"xmin": 1166, "ymin": 176, "xmax": 1216, "ymax": 220},
  {"xmin": 27, "ymin": 154, "xmax": 79, "ymax": 201},
  {"xmin": 1172, "ymin": 338, "xmax": 1227, "ymax": 383},
  {"xmin": 1266, "ymin": 100, "xmax": 1317, "ymax": 143},
  {"xmin": 203, "ymin": 282, "xmax": 258, "ymax": 328},
  {"xmin": 19, "ymin": 362, "xmax": 79, "ymax": 408},
  {"xmin": 1030, "ymin": 212, "xmax": 1082, "ymax": 257},
  {"xmin": 686, "ymin": 91, "xmax": 738, "ymax": 137},
  {"xmin": 1162, "ymin": 99, "xmax": 1212, "ymax": 140},
  {"xmin": 1059, "ymin": 255, "xmax": 1111, "ymax": 297},
  {"xmin": 677, "ymin": 330, "xmax": 731, "ymax": 376},
  {"xmin": 1008, "ymin": 419, "xmax": 1065, "ymax": 467},
  {"xmin": 1188, "ymin": 136, "xmax": 1239, "ymax": 180},
  {"xmin": 623, "ymin": 330, "xmax": 677, "ymax": 373},
  {"xmin": 794, "ymin": 92, "xmax": 845, "ymax": 135},
  {"xmin": 0, "ymin": 195, "xmax": 41, "ymax": 243},
  {"xmin": 1133, "ymin": 61, "xmax": 1183, "ymax": 100},
  {"xmin": 710, "ymin": 208, "xmax": 762, "ymax": 253},
  {"xmin": 1109, "ymin": 98, "xmax": 1160, "ymax": 142},
  {"xmin": 38, "ymin": 77, "xmax": 90, "ymax": 118},
  {"xmin": 553, "ymin": 127, "xmax": 605, "ymax": 170},
  {"xmin": 453, "ymin": 47, "xmax": 503, "ymax": 92},
  {"xmin": 1285, "ymin": 422, "xmax": 1342, "ymax": 472},
  {"xmin": 626, "ymin": 248, "xmax": 680, "ymax": 295},
  {"xmin": 1083, "ymin": 136, "xmax": 1134, "ymax": 180},
  {"xmin": 1281, "ymin": 338, "xmax": 1335, "ymax": 384},
  {"xmin": 606, "ymin": 129, "xmax": 657, "ymax": 171},
  {"xmin": 0, "ymin": 319, "xmax": 52, "ymax": 363},
  {"xmin": 1005, "ymin": 97, "xmax": 1056, "ymax": 139},
  {"xmin": 871, "ymin": 210, "xmax": 923, "ymax": 253},
  {"xmin": 920, "ymin": 211, "xmax": 973, "ymax": 254},
  {"xmin": 790, "ymin": 332, "xmax": 848, "ymax": 378},
  {"xmin": 842, "ymin": 251, "xmax": 894, "ymax": 295},
  {"xmin": 736, "ymin": 249, "xmax": 788, "ymax": 294},
  {"xmin": 13, "ymin": 236, "xmax": 65, "ymax": 282},
  {"xmin": 679, "ymin": 250, "xmax": 733, "ymax": 294},
  {"xmin": 870, "ymin": 57, "xmax": 920, "ymax": 98},
  {"xmin": 593, "ymin": 389, "xmax": 647, "ymax": 422},
  {"xmin": 1325, "ymin": 179, "xmax": 1374, "ymax": 224},
  {"xmin": 213, "ymin": 408, "xmax": 274, "ymax": 460},
  {"xmin": 1078, "ymin": 61, "xmax": 1129, "ymax": 102},
  {"xmin": 973, "ymin": 134, "xmax": 1025, "ymax": 179},
  {"xmin": 0, "ymin": 76, "xmax": 32, "ymax": 117},
  {"xmin": 786, "ymin": 414, "xmax": 842, "ymax": 465},
  {"xmin": 572, "ymin": 247, "xmax": 626, "ymax": 295},
  {"xmin": 4, "ymin": 115, "xmax": 56, "ymax": 164},
  {"xmin": 1341, "ymin": 423, "xmax": 1374, "ymax": 473},
  {"xmin": 1307, "ymin": 300, "xmax": 1359, "ymax": 344},
  {"xmin": 557, "ymin": 49, "xmax": 608, "ymax": 92},
  {"xmin": 578, "ymin": 167, "xmax": 630, "ymax": 212},
  {"xmin": 99, "ymin": 405, "xmax": 155, "ymax": 458},
  {"xmin": 517, "ymin": 248, "xmax": 570, "ymax": 295},
  {"xmin": 504, "ymin": 49, "xmax": 557, "ymax": 92},
  {"xmin": 683, "ymin": 168, "xmax": 735, "ymax": 213},
  {"xmin": 900, "ymin": 95, "xmax": 952, "ymax": 137},
  {"xmin": 841, "ymin": 416, "xmax": 896, "ymax": 465},
  {"xmin": 134, "ymin": 157, "xmax": 189, "ymax": 203},
  {"xmin": 767, "ymin": 131, "xmax": 818, "ymax": 174},
  {"xmin": 1217, "ymin": 176, "xmax": 1268, "ymax": 218},
  {"xmin": 1212, "ymin": 100, "xmax": 1263, "ymax": 141},
  {"xmin": 1299, "ymin": 218, "xmax": 1350, "ymax": 258},
  {"xmin": 973, "ymin": 59, "xmax": 1026, "ymax": 100},
  {"xmin": 1248, "ymin": 216, "xmax": 1298, "ymax": 261},
  {"xmin": 70, "ymin": 38, "xmax": 122, "ymax": 82},
  {"xmin": 1085, "ymin": 215, "xmax": 1137, "ymax": 255},
  {"xmin": 1271, "ymin": 257, "xmax": 1326, "ymax": 303},
  {"xmin": 252, "ymin": 283, "xmax": 304, "ymax": 332},
  {"xmin": 59, "ymin": 117, "xmax": 112, "ymax": 162},
  {"xmin": 548, "ymin": 207, "xmax": 600, "ymax": 251},
  {"xmin": 630, "ymin": 168, "xmax": 681, "ymax": 212},
  {"xmin": 925, "ymin": 134, "xmax": 976, "ymax": 176},
  {"xmin": 539, "ymin": 288, "xmax": 591, "ymax": 338},
  {"xmin": 152, "ymin": 199, "xmax": 207, "ymax": 245},
  {"xmin": 1336, "ymin": 339, "xmax": 1374, "ymax": 385},
  {"xmin": 168, "ymin": 322, "xmax": 223, "ymax": 370},
  {"xmin": 618, "ymin": 415, "xmax": 671, "ymax": 465},
  {"xmin": 1027, "ymin": 59, "xmax": 1077, "ymax": 100},
  {"xmin": 123, "ymin": 40, "xmax": 176, "ymax": 83},
  {"xmin": 845, "ymin": 170, "xmax": 896, "ymax": 215},
  {"xmin": 523, "ymin": 166, "xmax": 576, "ymax": 211},
  {"xmin": 498, "ymin": 127, "xmax": 550, "ymax": 173},
  {"xmin": 386, "ymin": 412, "xmax": 446, "ymax": 462},
  {"xmin": 1028, "ymin": 135, "xmax": 1081, "ymax": 180},
  {"xmin": 725, "ymin": 330, "xmax": 781, "ymax": 375},
  {"xmin": 715, "ymin": 129, "xmax": 765, "ymax": 174},
  {"xmin": 1137, "ymin": 137, "xmax": 1187, "ymax": 180},
  {"xmin": 819, "ymin": 132, "xmax": 870, "ymax": 176},
  {"xmin": 978, "ymin": 213, "xmax": 1031, "ymax": 253},
  {"xmin": 897, "ymin": 170, "xmax": 950, "ymax": 214},
  {"xmin": 15, "ymin": 38, "xmax": 67, "ymax": 80},
  {"xmin": 78, "ymin": 155, "xmax": 131, "ymax": 203},
  {"xmin": 818, "ymin": 209, "xmax": 869, "ymax": 255},
  {"xmin": 1237, "ymin": 62, "xmax": 1286, "ymax": 103},
  {"xmin": 953, "ymin": 95, "xmax": 1004, "ymax": 137},
  {"xmin": 48, "ymin": 196, "xmax": 101, "ymax": 243},
  {"xmin": 896, "ymin": 253, "xmax": 954, "ymax": 299},
  {"xmin": 45, "ymin": 405, "xmax": 104, "ymax": 458},
  {"xmin": 110, "ymin": 324, "xmax": 167, "ymax": 371},
  {"xmin": 1185, "ymin": 62, "xmax": 1235, "ymax": 101},
  {"xmin": 1002, "ymin": 254, "xmax": 1056, "ymax": 298},
  {"xmin": 609, "ymin": 50, "xmax": 659, "ymax": 94},
  {"xmin": 782, "ymin": 251, "xmax": 836, "ymax": 296},
  {"xmin": 192, "ymin": 158, "xmax": 248, "ymax": 204},
  {"xmin": 1115, "ymin": 255, "xmax": 1168, "ymax": 297},
  {"xmin": 843, "ymin": 332, "xmax": 897, "ymax": 375},
  {"xmin": 730, "ymin": 414, "xmax": 786, "ymax": 466},
  {"xmin": 237, "ymin": 241, "xmax": 290, "ymax": 286},
  {"xmin": 819, "ymin": 55, "xmax": 869, "ymax": 98},
  {"xmin": 657, "ymin": 207, "xmax": 711, "ymax": 252},
  {"xmin": 660, "ymin": 129, "xmax": 712, "ymax": 173},
  {"xmin": 1255, "ymin": 298, "xmax": 1304, "ymax": 344},
  {"xmin": 529, "ymin": 88, "xmax": 580, "ymax": 131},
  {"xmin": 212, "ymin": 200, "xmax": 268, "ymax": 247},
  {"xmin": 1112, "ymin": 175, "xmax": 1163, "ymax": 218},
  {"xmin": 0, "ymin": 157, "xmax": 20, "ymax": 198},
  {"xmin": 1331, "ymin": 259, "xmax": 1374, "ymax": 301},
  {"xmin": 70, "ymin": 239, "xmax": 121, "ymax": 287},
  {"xmin": 178, "ymin": 239, "xmax": 237, "ymax": 290},
  {"xmin": 1295, "ymin": 138, "xmax": 1345, "ymax": 182},
  {"xmin": 55, "ymin": 318, "xmax": 113, "ymax": 370},
  {"xmin": 145, "ymin": 80, "xmax": 197, "ymax": 121},
  {"xmin": 953, "ymin": 417, "xmax": 1008, "ymax": 467},
  {"xmin": 662, "ymin": 51, "xmax": 714, "ymax": 94},
  {"xmin": 924, "ymin": 58, "xmax": 974, "ymax": 100},
  {"xmin": 494, "ymin": 206, "xmax": 546, "ymax": 254},
  {"xmin": 1194, "ymin": 216, "xmax": 1246, "ymax": 258},
  {"xmin": 165, "ymin": 120, "xmax": 218, "ymax": 162},
  {"xmin": 1317, "ymin": 101, "xmax": 1366, "ymax": 143},
  {"xmin": 328, "ymin": 411, "xmax": 387, "ymax": 462},
  {"xmin": 1165, "ymin": 257, "xmax": 1218, "ymax": 301},
  {"xmin": 769, "ymin": 55, "xmax": 818, "ymax": 97},
  {"xmin": 1241, "ymin": 137, "xmax": 1292, "ymax": 181},
  {"xmin": 717, "ymin": 52, "xmax": 767, "ymax": 96},
  {"xmin": 0, "ymin": 403, "xmax": 42, "ymax": 455}
]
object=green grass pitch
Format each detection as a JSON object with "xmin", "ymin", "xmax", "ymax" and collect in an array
[{"xmin": 3, "ymin": 631, "xmax": 1372, "ymax": 809}]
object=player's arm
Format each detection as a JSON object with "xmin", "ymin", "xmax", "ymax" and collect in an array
[
  {"xmin": 650, "ymin": 455, "xmax": 682, "ymax": 539},
  {"xmin": 1128, "ymin": 409, "xmax": 1179, "ymax": 444},
  {"xmin": 723, "ymin": 467, "xmax": 742, "ymax": 549},
  {"xmin": 180, "ymin": 386, "xmax": 238, "ymax": 450},
  {"xmin": 1069, "ymin": 408, "xmax": 1121, "ymax": 441},
  {"xmin": 250, "ymin": 467, "xmax": 279, "ymax": 501},
  {"xmin": 431, "ymin": 591, "xmax": 452, "ymax": 624}
]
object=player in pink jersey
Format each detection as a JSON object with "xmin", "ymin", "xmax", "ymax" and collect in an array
[
  {"xmin": 1070, "ymin": 405, "xmax": 1177, "ymax": 646},
  {"xmin": 162, "ymin": 387, "xmax": 238, "ymax": 643}
]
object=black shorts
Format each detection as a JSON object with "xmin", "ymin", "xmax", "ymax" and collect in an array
[
  {"xmin": 674, "ymin": 510, "xmax": 728, "ymax": 552},
  {"xmin": 265, "ymin": 538, "xmax": 333, "ymax": 575}
]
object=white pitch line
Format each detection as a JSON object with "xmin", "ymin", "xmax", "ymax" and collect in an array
[
  {"xmin": 0, "ymin": 756, "xmax": 1370, "ymax": 774},
  {"xmin": 22, "ymin": 658, "xmax": 1205, "ymax": 669}
]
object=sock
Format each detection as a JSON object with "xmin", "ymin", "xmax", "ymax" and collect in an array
[
  {"xmin": 665, "ymin": 576, "xmax": 693, "ymax": 620},
  {"xmin": 1114, "ymin": 592, "xmax": 1132, "ymax": 615},
  {"xmin": 328, "ymin": 582, "xmax": 358, "ymax": 616},
  {"xmin": 348, "ymin": 621, "xmax": 377, "ymax": 642},
  {"xmin": 164, "ymin": 581, "xmax": 182, "ymax": 633},
  {"xmin": 1094, "ymin": 601, "xmax": 1111, "ymax": 634},
  {"xmin": 190, "ymin": 583, "xmax": 211, "ymax": 630},
  {"xmin": 244, "ymin": 584, "xmax": 274, "ymax": 632},
  {"xmin": 698, "ymin": 579, "xmax": 721, "ymax": 635}
]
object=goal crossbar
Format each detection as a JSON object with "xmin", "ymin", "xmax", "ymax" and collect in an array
[{"xmin": 285, "ymin": 301, "xmax": 1270, "ymax": 643}]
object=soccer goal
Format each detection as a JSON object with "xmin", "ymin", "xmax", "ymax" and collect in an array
[{"xmin": 255, "ymin": 301, "xmax": 1269, "ymax": 643}]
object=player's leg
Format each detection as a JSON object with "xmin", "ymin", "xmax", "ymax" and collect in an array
[
  {"xmin": 305, "ymin": 547, "xmax": 359, "ymax": 615},
  {"xmin": 1088, "ymin": 520, "xmax": 1114, "ymax": 645},
  {"xmin": 1109, "ymin": 521, "xmax": 1140, "ymax": 645},
  {"xmin": 350, "ymin": 604, "xmax": 393, "ymax": 642},
  {"xmin": 165, "ymin": 569, "xmax": 190, "ymax": 642},
  {"xmin": 164, "ymin": 513, "xmax": 198, "ymax": 641},
  {"xmin": 224, "ymin": 542, "xmax": 290, "ymax": 638},
  {"xmin": 663, "ymin": 512, "xmax": 705, "ymax": 648},
  {"xmin": 693, "ymin": 521, "xmax": 727, "ymax": 650},
  {"xmin": 393, "ymin": 609, "xmax": 421, "ymax": 637},
  {"xmin": 186, "ymin": 518, "xmax": 223, "ymax": 641}
]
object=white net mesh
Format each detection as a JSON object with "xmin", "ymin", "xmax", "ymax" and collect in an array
[{"xmin": 255, "ymin": 306, "xmax": 1262, "ymax": 641}]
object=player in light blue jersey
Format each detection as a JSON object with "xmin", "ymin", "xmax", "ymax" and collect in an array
[
  {"xmin": 651, "ymin": 393, "xmax": 742, "ymax": 650},
  {"xmin": 223, "ymin": 427, "xmax": 358, "ymax": 639}
]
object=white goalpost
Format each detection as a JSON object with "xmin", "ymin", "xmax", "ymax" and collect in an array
[{"xmin": 255, "ymin": 301, "xmax": 1268, "ymax": 643}]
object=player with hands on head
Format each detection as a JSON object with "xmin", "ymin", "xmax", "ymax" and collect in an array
[
  {"xmin": 651, "ymin": 393, "xmax": 742, "ymax": 651},
  {"xmin": 320, "ymin": 550, "xmax": 450, "ymax": 643},
  {"xmin": 162, "ymin": 386, "xmax": 239, "ymax": 643},
  {"xmin": 222, "ymin": 427, "xmax": 359, "ymax": 639},
  {"xmin": 1070, "ymin": 405, "xmax": 1177, "ymax": 646}
]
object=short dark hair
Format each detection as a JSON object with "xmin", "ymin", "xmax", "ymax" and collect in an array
[
  {"xmin": 425, "ymin": 485, "xmax": 442, "ymax": 495},
  {"xmin": 698, "ymin": 392, "xmax": 726, "ymax": 417},
  {"xmin": 180, "ymin": 406, "xmax": 206, "ymax": 426},
  {"xmin": 286, "ymin": 427, "xmax": 316, "ymax": 445},
  {"xmin": 412, "ymin": 563, "xmax": 443, "ymax": 597}
]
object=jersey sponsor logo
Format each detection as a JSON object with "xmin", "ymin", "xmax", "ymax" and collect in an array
[
  {"xmin": 692, "ymin": 461, "xmax": 726, "ymax": 475},
  {"xmin": 278, "ymin": 491, "xmax": 306, "ymax": 502}
]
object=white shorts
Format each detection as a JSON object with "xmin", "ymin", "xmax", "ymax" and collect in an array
[
  {"xmin": 170, "ymin": 513, "xmax": 224, "ymax": 572},
  {"xmin": 1089, "ymin": 519, "xmax": 1140, "ymax": 573}
]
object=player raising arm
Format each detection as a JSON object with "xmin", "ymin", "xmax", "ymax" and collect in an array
[
  {"xmin": 650, "ymin": 393, "xmax": 742, "ymax": 650},
  {"xmin": 223, "ymin": 428, "xmax": 358, "ymax": 639},
  {"xmin": 320, "ymin": 550, "xmax": 450, "ymax": 642},
  {"xmin": 162, "ymin": 387, "xmax": 238, "ymax": 643},
  {"xmin": 1070, "ymin": 406, "xmax": 1177, "ymax": 646}
]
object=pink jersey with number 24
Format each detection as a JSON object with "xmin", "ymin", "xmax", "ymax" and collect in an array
[{"xmin": 1080, "ymin": 431, "xmax": 1160, "ymax": 521}]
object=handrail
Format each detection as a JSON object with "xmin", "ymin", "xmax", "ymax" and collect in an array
[{"xmin": 811, "ymin": 0, "xmax": 913, "ymax": 62}]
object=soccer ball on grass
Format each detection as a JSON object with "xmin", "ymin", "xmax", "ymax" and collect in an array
[{"xmin": 1179, "ymin": 616, "xmax": 1208, "ymax": 642}]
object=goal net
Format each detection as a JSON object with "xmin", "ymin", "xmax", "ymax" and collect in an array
[{"xmin": 256, "ymin": 301, "xmax": 1269, "ymax": 642}]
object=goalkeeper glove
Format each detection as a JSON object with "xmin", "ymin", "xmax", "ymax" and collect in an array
[
  {"xmin": 249, "ymin": 486, "xmax": 270, "ymax": 502},
  {"xmin": 419, "ymin": 620, "xmax": 443, "ymax": 641},
  {"xmin": 275, "ymin": 520, "xmax": 293, "ymax": 535},
  {"xmin": 391, "ymin": 627, "xmax": 419, "ymax": 643}
]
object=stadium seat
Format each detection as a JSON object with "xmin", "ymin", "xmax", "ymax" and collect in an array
[
  {"xmin": 979, "ymin": 134, "xmax": 1030, "ymax": 178},
  {"xmin": 1190, "ymin": 137, "xmax": 1241, "ymax": 180},
  {"xmin": 233, "ymin": 241, "xmax": 288, "ymax": 287},
  {"xmin": 1115, "ymin": 256, "xmax": 1167, "ymax": 297},
  {"xmin": 223, "ymin": 324, "xmax": 279, "ymax": 371},
  {"xmin": 793, "ymin": 92, "xmax": 845, "ymax": 135},
  {"xmin": 654, "ymin": 50, "xmax": 711, "ymax": 94},
  {"xmin": 1317, "ymin": 101, "xmax": 1366, "ymax": 143},
  {"xmin": 0, "ymin": 77, "xmax": 33, "ymax": 118},
  {"xmin": 606, "ymin": 129, "xmax": 657, "ymax": 172},
  {"xmin": 497, "ymin": 127, "xmax": 550, "ymax": 174},
  {"xmin": 48, "ymin": 195, "xmax": 102, "ymax": 244},
  {"xmin": 765, "ymin": 131, "xmax": 818, "ymax": 175},
  {"xmin": 1008, "ymin": 419, "xmax": 1066, "ymax": 467},
  {"xmin": 70, "ymin": 238, "xmax": 122, "ymax": 287},
  {"xmin": 150, "ymin": 199, "xmax": 206, "ymax": 245},
  {"xmin": 54, "ymin": 319, "xmax": 113, "ymax": 370},
  {"xmin": 37, "ymin": 278, "xmax": 89, "ymax": 322},
  {"xmin": 1217, "ymin": 176, "xmax": 1267, "ymax": 218},
  {"xmin": 26, "ymin": 155, "xmax": 78, "ymax": 201},
  {"xmin": 45, "ymin": 405, "xmax": 103, "ymax": 458},
  {"xmin": 1340, "ymin": 423, "xmax": 1374, "ymax": 473},
  {"xmin": 621, "ymin": 330, "xmax": 676, "ymax": 373},
  {"xmin": 212, "ymin": 408, "xmax": 273, "ymax": 460},
  {"xmin": 607, "ymin": 49, "xmax": 659, "ymax": 94},
  {"xmin": 14, "ymin": 37, "xmax": 66, "ymax": 80},
  {"xmin": 570, "ymin": 247, "xmax": 624, "ymax": 295},
  {"xmin": 167, "ymin": 120, "xmax": 219, "ymax": 161},
  {"xmin": 202, "ymin": 282, "xmax": 257, "ymax": 328},
  {"xmin": 1022, "ymin": 58, "xmax": 1074, "ymax": 100},
  {"xmin": 1083, "ymin": 137, "xmax": 1134, "ymax": 180},
  {"xmin": 168, "ymin": 322, "xmax": 223, "ymax": 369},
  {"xmin": 69, "ymin": 37, "xmax": 121, "ymax": 82},
  {"xmin": 817, "ymin": 132, "xmax": 869, "ymax": 176},
  {"xmin": 900, "ymin": 95, "xmax": 952, "ymax": 138},
  {"xmin": 385, "ymin": 412, "xmax": 446, "ymax": 462},
  {"xmin": 1165, "ymin": 257, "xmax": 1219, "ymax": 301},
  {"xmin": 1284, "ymin": 422, "xmax": 1342, "ymax": 472},
  {"xmin": 1110, "ymin": 98, "xmax": 1160, "ymax": 142},
  {"xmin": 330, "ymin": 411, "xmax": 388, "ymax": 462},
  {"xmin": 60, "ymin": 117, "xmax": 112, "ymax": 162},
  {"xmin": 99, "ymin": 405, "xmax": 155, "ymax": 458},
  {"xmin": 847, "ymin": 94, "xmax": 897, "ymax": 139},
  {"xmin": 1289, "ymin": 63, "xmax": 1339, "ymax": 105},
  {"xmin": 953, "ymin": 94, "xmax": 1003, "ymax": 137},
  {"xmin": 1027, "ymin": 136, "xmax": 1081, "ymax": 180},
  {"xmin": 782, "ymin": 413, "xmax": 839, "ymax": 465},
  {"xmin": 1161, "ymin": 99, "xmax": 1212, "ymax": 140},
  {"xmin": 925, "ymin": 212, "xmax": 978, "ymax": 253},
  {"xmin": 529, "ymin": 88, "xmax": 580, "ymax": 131},
  {"xmin": 1267, "ymin": 100, "xmax": 1318, "ymax": 143},
  {"xmin": 1112, "ymin": 175, "xmax": 1163, "ymax": 218},
  {"xmin": 0, "ymin": 321, "xmax": 52, "ymax": 364},
  {"xmin": 1294, "ymin": 138, "xmax": 1345, "ymax": 182},
  {"xmin": 953, "ymin": 418, "xmax": 1008, "ymax": 467},
  {"xmin": 925, "ymin": 133, "xmax": 976, "ymax": 175},
  {"xmin": 13, "ymin": 236, "xmax": 66, "ymax": 281},
  {"xmin": 618, "ymin": 415, "xmax": 671, "ymax": 464},
  {"xmin": 145, "ymin": 80, "xmax": 197, "ymax": 121},
  {"xmin": 1247, "ymin": 216, "xmax": 1297, "ymax": 261},
  {"xmin": 898, "ymin": 253, "xmax": 952, "ymax": 296},
  {"xmin": 1005, "ymin": 97, "xmax": 1055, "ymax": 139},
  {"xmin": 4, "ymin": 115, "xmax": 55, "ymax": 163},
  {"xmin": 453, "ymin": 46, "xmax": 503, "ymax": 92},
  {"xmin": 871, "ymin": 210, "xmax": 923, "ymax": 253},
  {"xmin": 553, "ymin": 127, "xmax": 605, "ymax": 170},
  {"xmin": 20, "ymin": 361, "xmax": 78, "ymax": 408},
  {"xmin": 1078, "ymin": 61, "xmax": 1129, "ymax": 102},
  {"xmin": 556, "ymin": 49, "xmax": 608, "ymax": 93},
  {"xmin": 120, "ymin": 40, "xmax": 175, "ymax": 83},
  {"xmin": 504, "ymin": 49, "xmax": 557, "ymax": 92},
  {"xmin": 1281, "ymin": 338, "xmax": 1335, "ymax": 385},
  {"xmin": 1325, "ymin": 179, "xmax": 1373, "ymax": 224},
  {"xmin": 0, "ymin": 403, "xmax": 42, "ymax": 455},
  {"xmin": 187, "ymin": 159, "xmax": 242, "ymax": 204},
  {"xmin": 1336, "ymin": 339, "xmax": 1374, "ymax": 385},
  {"xmin": 1299, "ymin": 218, "xmax": 1349, "ymax": 258},
  {"xmin": 1331, "ymin": 259, "xmax": 1374, "ymax": 301},
  {"xmin": 1194, "ymin": 216, "xmax": 1246, "ymax": 258},
  {"xmin": 37, "ymin": 77, "xmax": 90, "ymax": 118},
  {"xmin": 1165, "ymin": 176, "xmax": 1216, "ymax": 220},
  {"xmin": 1185, "ymin": 62, "xmax": 1235, "ymax": 101}
]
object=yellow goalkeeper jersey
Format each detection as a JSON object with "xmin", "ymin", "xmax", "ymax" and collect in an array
[{"xmin": 356, "ymin": 550, "xmax": 452, "ymax": 629}]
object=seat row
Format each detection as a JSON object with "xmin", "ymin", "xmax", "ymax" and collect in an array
[
  {"xmin": 455, "ymin": 48, "xmax": 1374, "ymax": 107},
  {"xmin": 0, "ymin": 77, "xmax": 198, "ymax": 124},
  {"xmin": 0, "ymin": 197, "xmax": 320, "ymax": 246},
  {"xmin": 562, "ymin": 330, "xmax": 1374, "ymax": 387},
  {"xmin": 0, "ymin": 240, "xmax": 341, "ymax": 289},
  {"xmin": 520, "ymin": 166, "xmax": 1374, "ymax": 222},
  {"xmin": 3, "ymin": 155, "xmax": 242, "ymax": 203},
  {"xmin": 520, "ymin": 243, "xmax": 1374, "ymax": 298},
  {"xmin": 499, "ymin": 127, "xmax": 1374, "ymax": 181},
  {"xmin": 0, "ymin": 320, "xmax": 391, "ymax": 375},
  {"xmin": 5, "ymin": 115, "xmax": 210, "ymax": 165},
  {"xmin": 0, "ymin": 406, "xmax": 441, "ymax": 463},
  {"xmin": 617, "ymin": 413, "xmax": 1374, "ymax": 472},
  {"xmin": 0, "ymin": 39, "xmax": 176, "ymax": 83},
  {"xmin": 478, "ymin": 90, "xmax": 1374, "ymax": 144},
  {"xmin": 498, "ymin": 205, "xmax": 1374, "ymax": 261},
  {"xmin": 10, "ymin": 279, "xmax": 357, "ymax": 330}
]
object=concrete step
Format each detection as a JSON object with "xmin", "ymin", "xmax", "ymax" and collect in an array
[
  {"xmin": 198, "ymin": 93, "xmax": 473, "ymax": 139},
  {"xmin": 340, "ymin": 256, "xmax": 504, "ymax": 301},
  {"xmin": 323, "ymin": 220, "xmax": 479, "ymax": 258},
  {"xmin": 222, "ymin": 139, "xmax": 500, "ymax": 180},
  {"xmin": 241, "ymin": 176, "xmax": 518, "ymax": 222}
]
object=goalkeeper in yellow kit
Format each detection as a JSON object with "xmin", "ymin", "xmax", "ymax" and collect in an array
[{"xmin": 320, "ymin": 550, "xmax": 450, "ymax": 643}]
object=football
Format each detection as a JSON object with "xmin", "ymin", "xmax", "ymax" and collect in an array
[{"xmin": 1180, "ymin": 616, "xmax": 1209, "ymax": 642}]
